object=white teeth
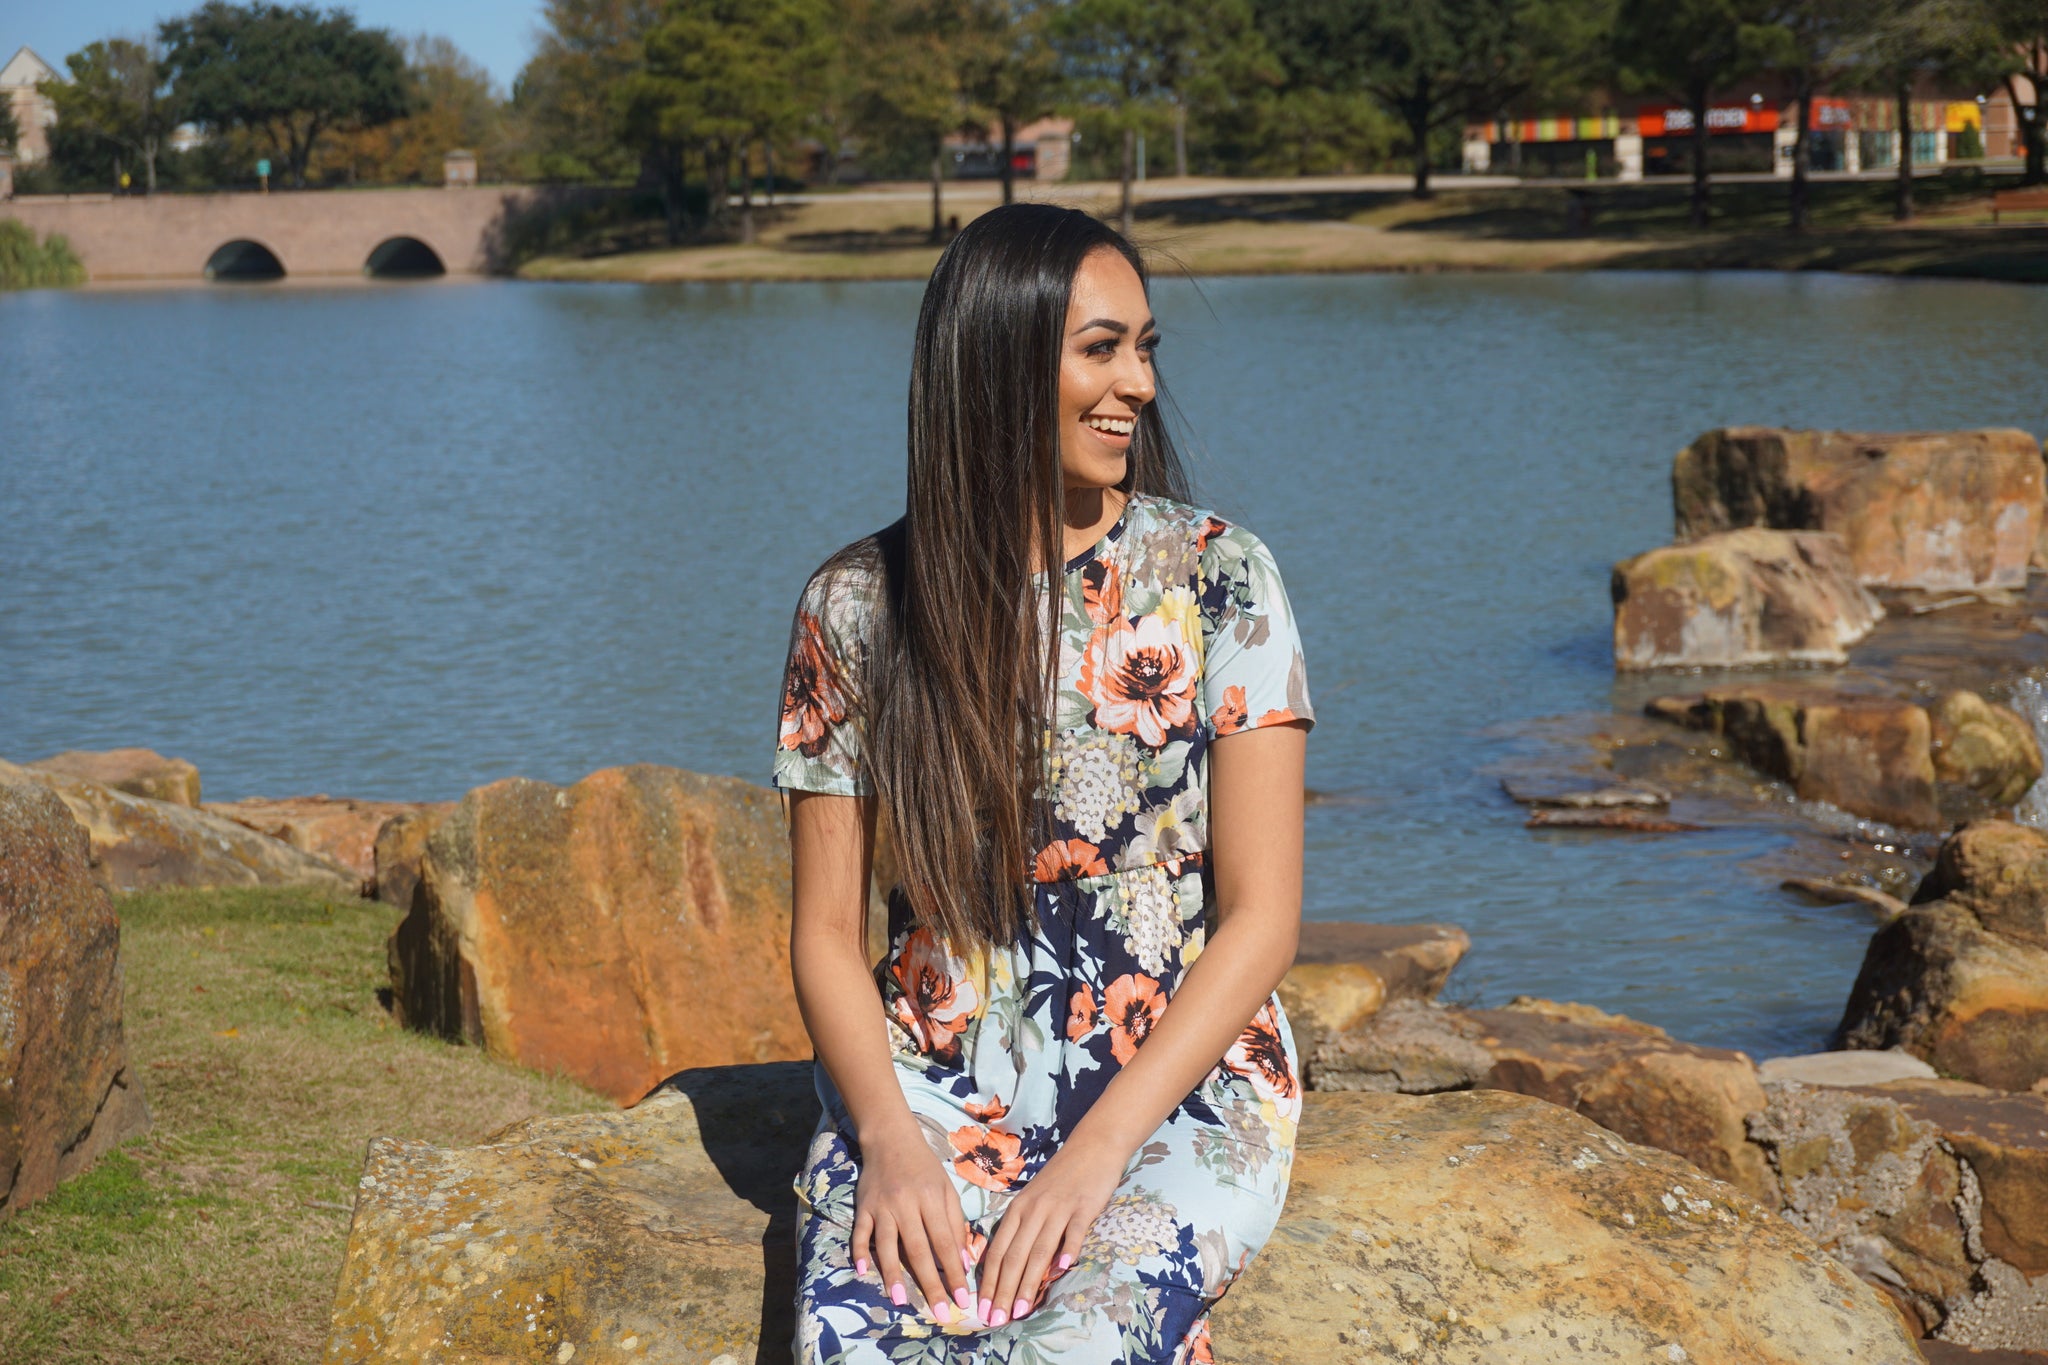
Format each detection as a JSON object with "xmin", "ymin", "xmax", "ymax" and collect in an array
[{"xmin": 1085, "ymin": 417, "xmax": 1134, "ymax": 436}]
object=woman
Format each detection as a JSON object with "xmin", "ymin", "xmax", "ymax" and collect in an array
[{"xmin": 774, "ymin": 203, "xmax": 1313, "ymax": 1365}]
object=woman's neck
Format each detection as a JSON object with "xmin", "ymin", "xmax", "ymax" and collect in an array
[{"xmin": 1060, "ymin": 486, "xmax": 1127, "ymax": 564}]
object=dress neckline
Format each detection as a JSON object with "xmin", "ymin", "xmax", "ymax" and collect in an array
[{"xmin": 1061, "ymin": 494, "xmax": 1135, "ymax": 575}]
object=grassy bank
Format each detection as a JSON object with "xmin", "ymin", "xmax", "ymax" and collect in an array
[
  {"xmin": 519, "ymin": 171, "xmax": 2048, "ymax": 285},
  {"xmin": 0, "ymin": 888, "xmax": 605, "ymax": 1365},
  {"xmin": 0, "ymin": 219, "xmax": 86, "ymax": 290}
]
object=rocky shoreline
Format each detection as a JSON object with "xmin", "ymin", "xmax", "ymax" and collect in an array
[{"xmin": 9, "ymin": 423, "xmax": 2048, "ymax": 1358}]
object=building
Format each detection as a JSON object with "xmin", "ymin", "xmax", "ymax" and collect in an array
[
  {"xmin": 1465, "ymin": 89, "xmax": 1998, "ymax": 181},
  {"xmin": 943, "ymin": 117, "xmax": 1075, "ymax": 182},
  {"xmin": 1, "ymin": 46, "xmax": 58, "ymax": 165}
]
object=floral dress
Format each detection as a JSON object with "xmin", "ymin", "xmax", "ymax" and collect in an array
[{"xmin": 773, "ymin": 494, "xmax": 1314, "ymax": 1365}]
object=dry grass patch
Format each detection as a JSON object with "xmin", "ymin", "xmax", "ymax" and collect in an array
[{"xmin": 0, "ymin": 887, "xmax": 606, "ymax": 1365}]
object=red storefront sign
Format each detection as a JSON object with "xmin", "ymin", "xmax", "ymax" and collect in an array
[{"xmin": 1638, "ymin": 105, "xmax": 1780, "ymax": 137}]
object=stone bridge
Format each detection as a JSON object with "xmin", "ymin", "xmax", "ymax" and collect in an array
[{"xmin": 2, "ymin": 185, "xmax": 578, "ymax": 281}]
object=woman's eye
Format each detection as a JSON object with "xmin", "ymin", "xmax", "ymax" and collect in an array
[{"xmin": 1086, "ymin": 340, "xmax": 1117, "ymax": 357}]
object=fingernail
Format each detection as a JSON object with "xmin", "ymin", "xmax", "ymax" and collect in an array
[
  {"xmin": 934, "ymin": 1298, "xmax": 952, "ymax": 1323},
  {"xmin": 1057, "ymin": 1254, "xmax": 1073, "ymax": 1270},
  {"xmin": 856, "ymin": 1258, "xmax": 869, "ymax": 1277},
  {"xmin": 961, "ymin": 1247, "xmax": 975, "ymax": 1273},
  {"xmin": 978, "ymin": 1297, "xmax": 992, "ymax": 1321},
  {"xmin": 953, "ymin": 1287, "xmax": 971, "ymax": 1310},
  {"xmin": 1013, "ymin": 1298, "xmax": 1030, "ymax": 1319},
  {"xmin": 890, "ymin": 1282, "xmax": 907, "ymax": 1307},
  {"xmin": 990, "ymin": 1309, "xmax": 1008, "ymax": 1327}
]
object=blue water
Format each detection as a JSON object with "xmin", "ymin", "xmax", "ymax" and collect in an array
[{"xmin": 7, "ymin": 270, "xmax": 2047, "ymax": 1056}]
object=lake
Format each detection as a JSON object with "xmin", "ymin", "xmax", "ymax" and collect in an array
[{"xmin": 7, "ymin": 269, "xmax": 2048, "ymax": 1058}]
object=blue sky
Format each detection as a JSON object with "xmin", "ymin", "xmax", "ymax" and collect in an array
[{"xmin": 0, "ymin": 0, "xmax": 547, "ymax": 92}]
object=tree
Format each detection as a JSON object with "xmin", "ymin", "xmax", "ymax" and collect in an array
[
  {"xmin": 1614, "ymin": 0, "xmax": 1775, "ymax": 226},
  {"xmin": 1745, "ymin": 1, "xmax": 1866, "ymax": 231},
  {"xmin": 1262, "ymin": 0, "xmax": 1612, "ymax": 199},
  {"xmin": 1848, "ymin": 0, "xmax": 2001, "ymax": 219},
  {"xmin": 512, "ymin": 0, "xmax": 662, "ymax": 182},
  {"xmin": 848, "ymin": 0, "xmax": 987, "ymax": 242},
  {"xmin": 41, "ymin": 39, "xmax": 181, "ymax": 194},
  {"xmin": 160, "ymin": 2, "xmax": 410, "ymax": 188},
  {"xmin": 1057, "ymin": 0, "xmax": 1268, "ymax": 232},
  {"xmin": 957, "ymin": 0, "xmax": 1063, "ymax": 202},
  {"xmin": 0, "ymin": 97, "xmax": 19, "ymax": 156},
  {"xmin": 317, "ymin": 36, "xmax": 503, "ymax": 184},
  {"xmin": 1984, "ymin": 0, "xmax": 2048, "ymax": 182}
]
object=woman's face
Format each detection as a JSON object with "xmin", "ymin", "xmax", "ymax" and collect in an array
[{"xmin": 1058, "ymin": 247, "xmax": 1158, "ymax": 492}]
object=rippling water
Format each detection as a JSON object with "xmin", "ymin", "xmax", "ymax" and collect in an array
[{"xmin": 7, "ymin": 271, "xmax": 2048, "ymax": 1057}]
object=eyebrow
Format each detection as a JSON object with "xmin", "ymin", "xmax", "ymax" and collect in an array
[{"xmin": 1070, "ymin": 316, "xmax": 1158, "ymax": 336}]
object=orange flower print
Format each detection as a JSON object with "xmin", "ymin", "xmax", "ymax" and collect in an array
[
  {"xmin": 1034, "ymin": 838, "xmax": 1109, "ymax": 883},
  {"xmin": 1103, "ymin": 973, "xmax": 1167, "ymax": 1064},
  {"xmin": 778, "ymin": 611, "xmax": 851, "ymax": 758},
  {"xmin": 1225, "ymin": 1001, "xmax": 1298, "ymax": 1105},
  {"xmin": 888, "ymin": 928, "xmax": 979, "ymax": 1062},
  {"xmin": 1256, "ymin": 707, "xmax": 1301, "ymax": 728},
  {"xmin": 1211, "ymin": 685, "xmax": 1249, "ymax": 736},
  {"xmin": 965, "ymin": 1095, "xmax": 1009, "ymax": 1123},
  {"xmin": 1066, "ymin": 986, "xmax": 1097, "ymax": 1041},
  {"xmin": 1186, "ymin": 1318, "xmax": 1216, "ymax": 1363},
  {"xmin": 1081, "ymin": 559, "xmax": 1123, "ymax": 626},
  {"xmin": 1078, "ymin": 614, "xmax": 1199, "ymax": 747},
  {"xmin": 1195, "ymin": 516, "xmax": 1228, "ymax": 552},
  {"xmin": 950, "ymin": 1124, "xmax": 1025, "ymax": 1191}
]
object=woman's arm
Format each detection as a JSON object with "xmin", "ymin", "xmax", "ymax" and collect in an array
[
  {"xmin": 974, "ymin": 722, "xmax": 1306, "ymax": 1323},
  {"xmin": 788, "ymin": 790, "xmax": 973, "ymax": 1323}
]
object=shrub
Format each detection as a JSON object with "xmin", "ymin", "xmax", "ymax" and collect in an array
[{"xmin": 0, "ymin": 218, "xmax": 87, "ymax": 289}]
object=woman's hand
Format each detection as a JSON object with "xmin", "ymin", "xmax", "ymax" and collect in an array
[
  {"xmin": 851, "ymin": 1123, "xmax": 974, "ymax": 1324},
  {"xmin": 975, "ymin": 1136, "xmax": 1126, "ymax": 1326}
]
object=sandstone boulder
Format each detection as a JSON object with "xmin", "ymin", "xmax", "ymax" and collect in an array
[
  {"xmin": 205, "ymin": 796, "xmax": 453, "ymax": 897},
  {"xmin": 1648, "ymin": 685, "xmax": 1941, "ymax": 829},
  {"xmin": 386, "ymin": 764, "xmax": 806, "ymax": 1105},
  {"xmin": 1839, "ymin": 821, "xmax": 2048, "ymax": 1090},
  {"xmin": 370, "ymin": 804, "xmax": 450, "ymax": 911},
  {"xmin": 1673, "ymin": 427, "xmax": 2045, "ymax": 591},
  {"xmin": 26, "ymin": 747, "xmax": 202, "ymax": 806},
  {"xmin": 0, "ymin": 759, "xmax": 357, "ymax": 894},
  {"xmin": 0, "ymin": 778, "xmax": 150, "ymax": 1217},
  {"xmin": 1930, "ymin": 692, "xmax": 2044, "ymax": 811},
  {"xmin": 1303, "ymin": 998, "xmax": 1496, "ymax": 1094},
  {"xmin": 325, "ymin": 1063, "xmax": 1922, "ymax": 1365},
  {"xmin": 1281, "ymin": 920, "xmax": 1469, "ymax": 1041},
  {"xmin": 1612, "ymin": 527, "xmax": 1883, "ymax": 670}
]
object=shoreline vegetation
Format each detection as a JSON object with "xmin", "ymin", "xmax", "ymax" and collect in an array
[
  {"xmin": 516, "ymin": 171, "xmax": 2048, "ymax": 287},
  {"xmin": 0, "ymin": 220, "xmax": 86, "ymax": 291}
]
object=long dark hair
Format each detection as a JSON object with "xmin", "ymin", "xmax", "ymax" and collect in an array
[{"xmin": 823, "ymin": 204, "xmax": 1192, "ymax": 951}]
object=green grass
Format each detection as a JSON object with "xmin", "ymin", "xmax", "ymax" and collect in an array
[
  {"xmin": 0, "ymin": 218, "xmax": 86, "ymax": 290},
  {"xmin": 0, "ymin": 887, "xmax": 607, "ymax": 1365}
]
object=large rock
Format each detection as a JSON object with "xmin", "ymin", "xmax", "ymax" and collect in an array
[
  {"xmin": 325, "ymin": 1063, "xmax": 1923, "ymax": 1365},
  {"xmin": 1280, "ymin": 920, "xmax": 1470, "ymax": 1041},
  {"xmin": 1648, "ymin": 685, "xmax": 1943, "ymax": 829},
  {"xmin": 1612, "ymin": 528, "xmax": 1883, "ymax": 670},
  {"xmin": 0, "ymin": 758, "xmax": 357, "ymax": 895},
  {"xmin": 386, "ymin": 764, "xmax": 806, "ymax": 1105},
  {"xmin": 0, "ymin": 778, "xmax": 150, "ymax": 1217},
  {"xmin": 371, "ymin": 804, "xmax": 451, "ymax": 911},
  {"xmin": 1749, "ymin": 1077, "xmax": 2048, "ymax": 1345},
  {"xmin": 26, "ymin": 747, "xmax": 202, "ymax": 806},
  {"xmin": 1930, "ymin": 692, "xmax": 2044, "ymax": 812},
  {"xmin": 1673, "ymin": 427, "xmax": 2045, "ymax": 591},
  {"xmin": 1839, "ymin": 821, "xmax": 2048, "ymax": 1090},
  {"xmin": 205, "ymin": 795, "xmax": 454, "ymax": 898}
]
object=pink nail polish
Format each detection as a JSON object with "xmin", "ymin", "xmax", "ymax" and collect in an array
[
  {"xmin": 1012, "ymin": 1298, "xmax": 1030, "ymax": 1319},
  {"xmin": 961, "ymin": 1247, "xmax": 975, "ymax": 1273},
  {"xmin": 890, "ymin": 1282, "xmax": 907, "ymax": 1307},
  {"xmin": 953, "ymin": 1287, "xmax": 971, "ymax": 1310},
  {"xmin": 990, "ymin": 1309, "xmax": 1008, "ymax": 1327},
  {"xmin": 978, "ymin": 1297, "xmax": 992, "ymax": 1321},
  {"xmin": 1056, "ymin": 1254, "xmax": 1073, "ymax": 1270},
  {"xmin": 934, "ymin": 1299, "xmax": 953, "ymax": 1324},
  {"xmin": 856, "ymin": 1258, "xmax": 869, "ymax": 1277}
]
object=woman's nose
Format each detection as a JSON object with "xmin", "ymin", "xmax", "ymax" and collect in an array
[{"xmin": 1117, "ymin": 356, "xmax": 1156, "ymax": 406}]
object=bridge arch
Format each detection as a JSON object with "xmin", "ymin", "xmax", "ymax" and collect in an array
[
  {"xmin": 364, "ymin": 236, "xmax": 447, "ymax": 279},
  {"xmin": 203, "ymin": 239, "xmax": 286, "ymax": 282}
]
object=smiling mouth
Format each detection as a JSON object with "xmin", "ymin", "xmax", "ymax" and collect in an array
[{"xmin": 1083, "ymin": 413, "xmax": 1137, "ymax": 436}]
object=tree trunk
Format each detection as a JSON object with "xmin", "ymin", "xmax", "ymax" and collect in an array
[
  {"xmin": 662, "ymin": 144, "xmax": 687, "ymax": 244},
  {"xmin": 1000, "ymin": 115, "xmax": 1016, "ymax": 205},
  {"xmin": 2007, "ymin": 71, "xmax": 2045, "ymax": 185},
  {"xmin": 1790, "ymin": 83, "xmax": 1811, "ymax": 233},
  {"xmin": 144, "ymin": 134, "xmax": 157, "ymax": 195},
  {"xmin": 1408, "ymin": 73, "xmax": 1433, "ymax": 198},
  {"xmin": 1689, "ymin": 84, "xmax": 1710, "ymax": 228},
  {"xmin": 1119, "ymin": 126, "xmax": 1135, "ymax": 235},
  {"xmin": 740, "ymin": 141, "xmax": 755, "ymax": 244},
  {"xmin": 1174, "ymin": 102, "xmax": 1187, "ymax": 178},
  {"xmin": 1895, "ymin": 83, "xmax": 1914, "ymax": 222},
  {"xmin": 930, "ymin": 145, "xmax": 944, "ymax": 243},
  {"xmin": 765, "ymin": 140, "xmax": 775, "ymax": 208}
]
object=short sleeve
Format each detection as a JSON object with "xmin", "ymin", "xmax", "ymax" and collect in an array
[
  {"xmin": 1197, "ymin": 519, "xmax": 1314, "ymax": 738},
  {"xmin": 772, "ymin": 566, "xmax": 873, "ymax": 795}
]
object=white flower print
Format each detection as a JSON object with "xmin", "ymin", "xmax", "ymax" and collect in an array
[
  {"xmin": 1089, "ymin": 1191, "xmax": 1182, "ymax": 1265},
  {"xmin": 1121, "ymin": 866, "xmax": 1181, "ymax": 976},
  {"xmin": 1121, "ymin": 787, "xmax": 1206, "ymax": 869},
  {"xmin": 1051, "ymin": 729, "xmax": 1143, "ymax": 842}
]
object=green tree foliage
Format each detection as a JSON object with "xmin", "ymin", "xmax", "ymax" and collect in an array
[
  {"xmin": 1614, "ymin": 0, "xmax": 1775, "ymax": 225},
  {"xmin": 41, "ymin": 39, "xmax": 182, "ymax": 194},
  {"xmin": 957, "ymin": 1, "xmax": 1064, "ymax": 202},
  {"xmin": 512, "ymin": 0, "xmax": 662, "ymax": 182},
  {"xmin": 0, "ymin": 219, "xmax": 86, "ymax": 289},
  {"xmin": 1982, "ymin": 0, "xmax": 2048, "ymax": 182},
  {"xmin": 160, "ymin": 2, "xmax": 410, "ymax": 188},
  {"xmin": 1056, "ymin": 0, "xmax": 1270, "ymax": 231},
  {"xmin": 1745, "ymin": 1, "xmax": 1868, "ymax": 231},
  {"xmin": 844, "ymin": 0, "xmax": 991, "ymax": 239},
  {"xmin": 317, "ymin": 36, "xmax": 506, "ymax": 184},
  {"xmin": 1261, "ymin": 0, "xmax": 1613, "ymax": 199},
  {"xmin": 0, "ymin": 97, "xmax": 20, "ymax": 155}
]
